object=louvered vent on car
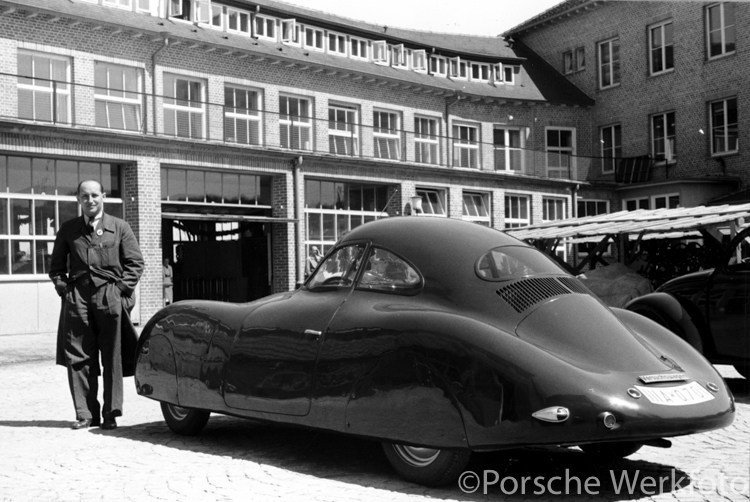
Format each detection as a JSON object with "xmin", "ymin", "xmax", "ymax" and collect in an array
[
  {"xmin": 497, "ymin": 277, "xmax": 590, "ymax": 313},
  {"xmin": 558, "ymin": 277, "xmax": 590, "ymax": 295}
]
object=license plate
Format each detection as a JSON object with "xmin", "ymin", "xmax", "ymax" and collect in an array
[{"xmin": 635, "ymin": 382, "xmax": 715, "ymax": 406}]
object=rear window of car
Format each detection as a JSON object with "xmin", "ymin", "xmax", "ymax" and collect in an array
[{"xmin": 476, "ymin": 246, "xmax": 567, "ymax": 281}]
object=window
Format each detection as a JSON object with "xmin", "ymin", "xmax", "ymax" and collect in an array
[
  {"xmin": 449, "ymin": 57, "xmax": 468, "ymax": 79},
  {"xmin": 598, "ymin": 37, "xmax": 620, "ymax": 89},
  {"xmin": 373, "ymin": 110, "xmax": 401, "ymax": 160},
  {"xmin": 254, "ymin": 14, "xmax": 276, "ymax": 40},
  {"xmin": 328, "ymin": 32, "xmax": 347, "ymax": 56},
  {"xmin": 0, "ymin": 156, "xmax": 123, "ymax": 276},
  {"xmin": 163, "ymin": 74, "xmax": 205, "ymax": 139},
  {"xmin": 470, "ymin": 62, "xmax": 490, "ymax": 81},
  {"xmin": 305, "ymin": 180, "xmax": 388, "ymax": 256},
  {"xmin": 600, "ymin": 124, "xmax": 621, "ymax": 174},
  {"xmin": 304, "ymin": 26, "xmax": 325, "ymax": 51},
  {"xmin": 372, "ymin": 41, "xmax": 388, "ymax": 64},
  {"xmin": 17, "ymin": 51, "xmax": 71, "ymax": 124},
  {"xmin": 649, "ymin": 20, "xmax": 674, "ymax": 75},
  {"xmin": 161, "ymin": 167, "xmax": 270, "ymax": 206},
  {"xmin": 416, "ymin": 188, "xmax": 446, "ymax": 216},
  {"xmin": 494, "ymin": 128, "xmax": 525, "ymax": 172},
  {"xmin": 542, "ymin": 197, "xmax": 566, "ymax": 222},
  {"xmin": 280, "ymin": 95, "xmax": 312, "ymax": 150},
  {"xmin": 624, "ymin": 197, "xmax": 650, "ymax": 211},
  {"xmin": 563, "ymin": 51, "xmax": 574, "ymax": 75},
  {"xmin": 209, "ymin": 3, "xmax": 222, "ymax": 29},
  {"xmin": 281, "ymin": 18, "xmax": 299, "ymax": 44},
  {"xmin": 706, "ymin": 3, "xmax": 736, "ymax": 59},
  {"xmin": 452, "ymin": 124, "xmax": 479, "ymax": 168},
  {"xmin": 545, "ymin": 128, "xmax": 575, "ymax": 178},
  {"xmin": 358, "ymin": 247, "xmax": 421, "ymax": 293},
  {"xmin": 430, "ymin": 55, "xmax": 447, "ymax": 76},
  {"xmin": 169, "ymin": 0, "xmax": 210, "ymax": 22},
  {"xmin": 652, "ymin": 193, "xmax": 680, "ymax": 209},
  {"xmin": 350, "ymin": 37, "xmax": 369, "ymax": 60},
  {"xmin": 227, "ymin": 8, "xmax": 250, "ymax": 35},
  {"xmin": 504, "ymin": 194, "xmax": 530, "ymax": 228},
  {"xmin": 224, "ymin": 86, "xmax": 261, "ymax": 145},
  {"xmin": 576, "ymin": 199, "xmax": 610, "ymax": 255},
  {"xmin": 307, "ymin": 244, "xmax": 366, "ymax": 289},
  {"xmin": 412, "ymin": 50, "xmax": 427, "ymax": 72},
  {"xmin": 463, "ymin": 192, "xmax": 491, "ymax": 226},
  {"xmin": 103, "ymin": 0, "xmax": 132, "ymax": 9},
  {"xmin": 414, "ymin": 116, "xmax": 439, "ymax": 165},
  {"xmin": 651, "ymin": 111, "xmax": 676, "ymax": 162},
  {"xmin": 94, "ymin": 62, "xmax": 143, "ymax": 132},
  {"xmin": 575, "ymin": 47, "xmax": 586, "ymax": 71},
  {"xmin": 710, "ymin": 97, "xmax": 738, "ymax": 155},
  {"xmin": 391, "ymin": 44, "xmax": 407, "ymax": 68},
  {"xmin": 328, "ymin": 105, "xmax": 358, "ymax": 156}
]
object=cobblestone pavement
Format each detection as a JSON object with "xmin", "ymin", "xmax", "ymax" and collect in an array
[{"xmin": 0, "ymin": 361, "xmax": 747, "ymax": 502}]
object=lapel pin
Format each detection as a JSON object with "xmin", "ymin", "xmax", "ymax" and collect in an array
[{"xmin": 96, "ymin": 229, "xmax": 103, "ymax": 236}]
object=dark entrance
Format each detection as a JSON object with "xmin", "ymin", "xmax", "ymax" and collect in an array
[{"xmin": 162, "ymin": 217, "xmax": 270, "ymax": 303}]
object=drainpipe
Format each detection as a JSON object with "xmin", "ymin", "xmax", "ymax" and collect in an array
[
  {"xmin": 444, "ymin": 92, "xmax": 463, "ymax": 166},
  {"xmin": 151, "ymin": 35, "xmax": 169, "ymax": 135},
  {"xmin": 293, "ymin": 156, "xmax": 304, "ymax": 288}
]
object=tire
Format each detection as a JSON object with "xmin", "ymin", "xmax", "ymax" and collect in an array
[
  {"xmin": 580, "ymin": 441, "xmax": 643, "ymax": 459},
  {"xmin": 160, "ymin": 402, "xmax": 210, "ymax": 435},
  {"xmin": 381, "ymin": 442, "xmax": 471, "ymax": 486}
]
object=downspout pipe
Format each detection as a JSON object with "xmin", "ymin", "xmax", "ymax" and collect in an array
[
  {"xmin": 150, "ymin": 35, "xmax": 169, "ymax": 135},
  {"xmin": 293, "ymin": 156, "xmax": 304, "ymax": 288}
]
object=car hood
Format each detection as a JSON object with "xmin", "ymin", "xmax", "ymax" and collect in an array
[{"xmin": 515, "ymin": 294, "xmax": 672, "ymax": 374}]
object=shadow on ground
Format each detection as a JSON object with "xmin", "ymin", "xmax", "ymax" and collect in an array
[
  {"xmin": 86, "ymin": 415, "xmax": 693, "ymax": 500},
  {"xmin": 726, "ymin": 376, "xmax": 750, "ymax": 404}
]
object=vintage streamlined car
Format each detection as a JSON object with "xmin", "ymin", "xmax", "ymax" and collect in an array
[{"xmin": 134, "ymin": 217, "xmax": 735, "ymax": 486}]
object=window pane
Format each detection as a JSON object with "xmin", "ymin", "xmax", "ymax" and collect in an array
[
  {"xmin": 11, "ymin": 199, "xmax": 32, "ymax": 235},
  {"xmin": 0, "ymin": 198, "xmax": 7, "ymax": 234},
  {"xmin": 56, "ymin": 160, "xmax": 78, "ymax": 196},
  {"xmin": 240, "ymin": 175, "xmax": 257, "ymax": 204},
  {"xmin": 31, "ymin": 158, "xmax": 55, "ymax": 194},
  {"xmin": 11, "ymin": 240, "xmax": 33, "ymax": 274},
  {"xmin": 8, "ymin": 157, "xmax": 31, "ymax": 193},
  {"xmin": 35, "ymin": 200, "xmax": 56, "ymax": 236},
  {"xmin": 187, "ymin": 170, "xmax": 204, "ymax": 202},
  {"xmin": 205, "ymin": 171, "xmax": 221, "ymax": 202},
  {"xmin": 59, "ymin": 200, "xmax": 78, "ymax": 224},
  {"xmin": 222, "ymin": 173, "xmax": 239, "ymax": 204},
  {"xmin": 79, "ymin": 162, "xmax": 100, "ymax": 183},
  {"xmin": 167, "ymin": 169, "xmax": 187, "ymax": 200}
]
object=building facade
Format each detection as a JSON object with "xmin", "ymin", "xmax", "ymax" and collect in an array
[{"xmin": 0, "ymin": 0, "xmax": 744, "ymax": 334}]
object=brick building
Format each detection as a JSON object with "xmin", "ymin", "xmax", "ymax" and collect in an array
[{"xmin": 0, "ymin": 0, "xmax": 744, "ymax": 334}]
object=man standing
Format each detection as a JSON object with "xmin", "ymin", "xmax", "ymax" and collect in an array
[
  {"xmin": 49, "ymin": 180, "xmax": 144, "ymax": 430},
  {"xmin": 163, "ymin": 257, "xmax": 173, "ymax": 306}
]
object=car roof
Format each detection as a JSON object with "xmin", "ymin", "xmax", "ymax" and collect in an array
[{"xmin": 340, "ymin": 217, "xmax": 526, "ymax": 279}]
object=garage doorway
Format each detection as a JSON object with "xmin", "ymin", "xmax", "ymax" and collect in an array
[{"xmin": 162, "ymin": 217, "xmax": 270, "ymax": 303}]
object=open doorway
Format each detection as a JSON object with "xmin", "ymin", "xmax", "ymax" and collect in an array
[{"xmin": 162, "ymin": 218, "xmax": 270, "ymax": 303}]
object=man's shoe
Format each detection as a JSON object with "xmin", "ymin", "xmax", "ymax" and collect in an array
[
  {"xmin": 71, "ymin": 418, "xmax": 93, "ymax": 430},
  {"xmin": 101, "ymin": 417, "xmax": 117, "ymax": 430}
]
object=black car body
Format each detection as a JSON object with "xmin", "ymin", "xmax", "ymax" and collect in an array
[
  {"xmin": 627, "ymin": 226, "xmax": 750, "ymax": 378},
  {"xmin": 135, "ymin": 217, "xmax": 735, "ymax": 485}
]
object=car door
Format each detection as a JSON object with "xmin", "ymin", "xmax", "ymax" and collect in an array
[
  {"xmin": 223, "ymin": 243, "xmax": 367, "ymax": 416},
  {"xmin": 708, "ymin": 227, "xmax": 750, "ymax": 358}
]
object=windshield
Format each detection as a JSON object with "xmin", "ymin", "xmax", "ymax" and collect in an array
[{"xmin": 476, "ymin": 246, "xmax": 567, "ymax": 281}]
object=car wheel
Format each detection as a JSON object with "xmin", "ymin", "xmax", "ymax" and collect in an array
[
  {"xmin": 160, "ymin": 402, "xmax": 210, "ymax": 435},
  {"xmin": 580, "ymin": 441, "xmax": 643, "ymax": 459},
  {"xmin": 381, "ymin": 442, "xmax": 471, "ymax": 486}
]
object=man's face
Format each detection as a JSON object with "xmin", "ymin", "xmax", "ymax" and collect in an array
[{"xmin": 77, "ymin": 181, "xmax": 105, "ymax": 219}]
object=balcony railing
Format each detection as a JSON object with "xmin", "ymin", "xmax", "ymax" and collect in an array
[{"xmin": 1, "ymin": 71, "xmax": 619, "ymax": 183}]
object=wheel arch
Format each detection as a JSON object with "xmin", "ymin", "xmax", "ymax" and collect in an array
[{"xmin": 625, "ymin": 292, "xmax": 706, "ymax": 352}]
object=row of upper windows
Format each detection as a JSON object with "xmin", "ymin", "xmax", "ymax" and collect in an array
[
  {"xmin": 78, "ymin": 0, "xmax": 519, "ymax": 85},
  {"xmin": 14, "ymin": 50, "xmax": 577, "ymax": 178},
  {"xmin": 564, "ymin": 2, "xmax": 736, "ymax": 88},
  {"xmin": 598, "ymin": 97, "xmax": 738, "ymax": 174}
]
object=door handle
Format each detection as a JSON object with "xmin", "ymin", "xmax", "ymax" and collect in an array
[{"xmin": 304, "ymin": 329, "xmax": 323, "ymax": 340}]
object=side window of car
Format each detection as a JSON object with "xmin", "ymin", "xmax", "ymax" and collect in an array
[
  {"xmin": 357, "ymin": 247, "xmax": 421, "ymax": 293},
  {"xmin": 307, "ymin": 244, "xmax": 366, "ymax": 289}
]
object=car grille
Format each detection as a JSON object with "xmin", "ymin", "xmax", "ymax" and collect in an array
[{"xmin": 497, "ymin": 277, "xmax": 591, "ymax": 313}]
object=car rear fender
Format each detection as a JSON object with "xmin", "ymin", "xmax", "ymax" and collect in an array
[
  {"xmin": 624, "ymin": 292, "xmax": 705, "ymax": 352},
  {"xmin": 134, "ymin": 316, "xmax": 179, "ymax": 405}
]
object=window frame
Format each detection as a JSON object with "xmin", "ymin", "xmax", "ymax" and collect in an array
[
  {"xmin": 327, "ymin": 31, "xmax": 347, "ymax": 56},
  {"xmin": 452, "ymin": 123, "xmax": 480, "ymax": 169},
  {"xmin": 493, "ymin": 127, "xmax": 526, "ymax": 173},
  {"xmin": 651, "ymin": 111, "xmax": 676, "ymax": 163},
  {"xmin": 372, "ymin": 109, "xmax": 402, "ymax": 160},
  {"xmin": 575, "ymin": 46, "xmax": 586, "ymax": 71},
  {"xmin": 162, "ymin": 73, "xmax": 206, "ymax": 139},
  {"xmin": 279, "ymin": 94, "xmax": 312, "ymax": 151},
  {"xmin": 328, "ymin": 104, "xmax": 359, "ymax": 156},
  {"xmin": 415, "ymin": 188, "xmax": 447, "ymax": 217},
  {"xmin": 709, "ymin": 97, "xmax": 738, "ymax": 156},
  {"xmin": 350, "ymin": 37, "xmax": 369, "ymax": 61},
  {"xmin": 504, "ymin": 194, "xmax": 531, "ymax": 229},
  {"xmin": 254, "ymin": 13, "xmax": 277, "ymax": 40},
  {"xmin": 545, "ymin": 127, "xmax": 576, "ymax": 179},
  {"xmin": 303, "ymin": 26, "xmax": 325, "ymax": 52},
  {"xmin": 17, "ymin": 50, "xmax": 72, "ymax": 125},
  {"xmin": 597, "ymin": 37, "xmax": 620, "ymax": 90},
  {"xmin": 226, "ymin": 7, "xmax": 250, "ymax": 35},
  {"xmin": 223, "ymin": 84, "xmax": 262, "ymax": 146},
  {"xmin": 449, "ymin": 57, "xmax": 468, "ymax": 79},
  {"xmin": 563, "ymin": 50, "xmax": 574, "ymax": 75},
  {"xmin": 430, "ymin": 55, "xmax": 447, "ymax": 77},
  {"xmin": 372, "ymin": 41, "xmax": 389, "ymax": 64},
  {"xmin": 462, "ymin": 191, "xmax": 491, "ymax": 226},
  {"xmin": 470, "ymin": 62, "xmax": 490, "ymax": 82},
  {"xmin": 412, "ymin": 50, "xmax": 427, "ymax": 72},
  {"xmin": 93, "ymin": 61, "xmax": 144, "ymax": 132},
  {"xmin": 414, "ymin": 116, "xmax": 440, "ymax": 165},
  {"xmin": 705, "ymin": 2, "xmax": 736, "ymax": 60},
  {"xmin": 651, "ymin": 193, "xmax": 680, "ymax": 209},
  {"xmin": 649, "ymin": 19, "xmax": 674, "ymax": 76},
  {"xmin": 600, "ymin": 123, "xmax": 622, "ymax": 175}
]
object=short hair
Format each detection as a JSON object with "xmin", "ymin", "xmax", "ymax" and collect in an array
[{"xmin": 76, "ymin": 180, "xmax": 104, "ymax": 196}]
